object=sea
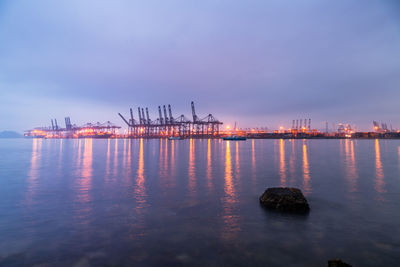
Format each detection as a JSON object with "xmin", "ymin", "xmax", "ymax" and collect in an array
[{"xmin": 0, "ymin": 138, "xmax": 400, "ymax": 266}]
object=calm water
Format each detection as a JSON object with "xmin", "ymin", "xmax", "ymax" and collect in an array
[{"xmin": 1, "ymin": 138, "xmax": 400, "ymax": 266}]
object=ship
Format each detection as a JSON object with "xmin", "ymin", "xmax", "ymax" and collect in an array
[
  {"xmin": 78, "ymin": 132, "xmax": 113, "ymax": 139},
  {"xmin": 222, "ymin": 135, "xmax": 247, "ymax": 141},
  {"xmin": 168, "ymin": 136, "xmax": 184, "ymax": 140},
  {"xmin": 223, "ymin": 122, "xmax": 246, "ymax": 140}
]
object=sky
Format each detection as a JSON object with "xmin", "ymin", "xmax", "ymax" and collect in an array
[{"xmin": 0, "ymin": 0, "xmax": 399, "ymax": 132}]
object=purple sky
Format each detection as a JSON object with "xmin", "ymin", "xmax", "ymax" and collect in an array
[{"xmin": 1, "ymin": 0, "xmax": 400, "ymax": 132}]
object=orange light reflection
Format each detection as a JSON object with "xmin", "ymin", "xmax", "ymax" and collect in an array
[
  {"xmin": 113, "ymin": 139, "xmax": 118, "ymax": 177},
  {"xmin": 222, "ymin": 141, "xmax": 239, "ymax": 240},
  {"xmin": 188, "ymin": 139, "xmax": 196, "ymax": 197},
  {"xmin": 75, "ymin": 139, "xmax": 82, "ymax": 176},
  {"xmin": 58, "ymin": 139, "xmax": 63, "ymax": 169},
  {"xmin": 251, "ymin": 139, "xmax": 256, "ymax": 185},
  {"xmin": 375, "ymin": 139, "xmax": 385, "ymax": 194},
  {"xmin": 207, "ymin": 139, "xmax": 212, "ymax": 190},
  {"xmin": 123, "ymin": 138, "xmax": 127, "ymax": 169},
  {"xmin": 27, "ymin": 138, "xmax": 42, "ymax": 204},
  {"xmin": 105, "ymin": 139, "xmax": 111, "ymax": 183},
  {"xmin": 170, "ymin": 140, "xmax": 175, "ymax": 187},
  {"xmin": 159, "ymin": 139, "xmax": 164, "ymax": 177},
  {"xmin": 164, "ymin": 137, "xmax": 168, "ymax": 173},
  {"xmin": 132, "ymin": 138, "xmax": 147, "ymax": 238},
  {"xmin": 136, "ymin": 139, "xmax": 145, "ymax": 194},
  {"xmin": 128, "ymin": 139, "xmax": 132, "ymax": 173},
  {"xmin": 235, "ymin": 142, "xmax": 240, "ymax": 179},
  {"xmin": 345, "ymin": 140, "xmax": 358, "ymax": 192},
  {"xmin": 279, "ymin": 139, "xmax": 286, "ymax": 187},
  {"xmin": 289, "ymin": 140, "xmax": 295, "ymax": 183},
  {"xmin": 225, "ymin": 141, "xmax": 233, "ymax": 197},
  {"xmin": 80, "ymin": 138, "xmax": 93, "ymax": 203},
  {"xmin": 74, "ymin": 138, "xmax": 93, "ymax": 227},
  {"xmin": 302, "ymin": 142, "xmax": 311, "ymax": 194},
  {"xmin": 398, "ymin": 146, "xmax": 400, "ymax": 174}
]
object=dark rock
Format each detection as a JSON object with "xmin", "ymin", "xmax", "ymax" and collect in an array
[
  {"xmin": 327, "ymin": 259, "xmax": 352, "ymax": 267},
  {"xmin": 259, "ymin": 187, "xmax": 310, "ymax": 212}
]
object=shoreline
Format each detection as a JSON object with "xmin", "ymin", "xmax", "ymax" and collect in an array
[{"xmin": 19, "ymin": 136, "xmax": 400, "ymax": 140}]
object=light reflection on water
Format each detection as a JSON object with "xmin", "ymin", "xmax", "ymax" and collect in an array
[
  {"xmin": 132, "ymin": 138, "xmax": 147, "ymax": 239},
  {"xmin": 207, "ymin": 139, "xmax": 212, "ymax": 191},
  {"xmin": 289, "ymin": 140, "xmax": 296, "ymax": 183},
  {"xmin": 279, "ymin": 139, "xmax": 286, "ymax": 187},
  {"xmin": 224, "ymin": 141, "xmax": 234, "ymax": 198},
  {"xmin": 251, "ymin": 139, "xmax": 256, "ymax": 186},
  {"xmin": 164, "ymin": 138, "xmax": 168, "ymax": 174},
  {"xmin": 75, "ymin": 139, "xmax": 82, "ymax": 176},
  {"xmin": 1, "ymin": 139, "xmax": 400, "ymax": 266},
  {"xmin": 126, "ymin": 139, "xmax": 132, "ymax": 180},
  {"xmin": 302, "ymin": 141, "xmax": 311, "ymax": 194},
  {"xmin": 169, "ymin": 140, "xmax": 176, "ymax": 189},
  {"xmin": 105, "ymin": 139, "xmax": 111, "ymax": 183},
  {"xmin": 344, "ymin": 139, "xmax": 358, "ymax": 193},
  {"xmin": 235, "ymin": 142, "xmax": 240, "ymax": 179},
  {"xmin": 113, "ymin": 138, "xmax": 118, "ymax": 177},
  {"xmin": 188, "ymin": 138, "xmax": 196, "ymax": 198},
  {"xmin": 75, "ymin": 138, "xmax": 93, "ymax": 225},
  {"xmin": 58, "ymin": 139, "xmax": 63, "ymax": 171},
  {"xmin": 375, "ymin": 139, "xmax": 385, "ymax": 195},
  {"xmin": 222, "ymin": 141, "xmax": 239, "ymax": 241},
  {"xmin": 135, "ymin": 138, "xmax": 145, "ymax": 202},
  {"xmin": 26, "ymin": 138, "xmax": 42, "ymax": 205}
]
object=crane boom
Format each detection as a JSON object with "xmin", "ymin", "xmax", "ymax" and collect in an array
[{"xmin": 118, "ymin": 113, "xmax": 130, "ymax": 126}]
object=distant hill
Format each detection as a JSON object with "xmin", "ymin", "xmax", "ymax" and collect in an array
[{"xmin": 0, "ymin": 131, "xmax": 23, "ymax": 138}]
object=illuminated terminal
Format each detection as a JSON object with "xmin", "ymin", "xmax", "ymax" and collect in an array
[
  {"xmin": 24, "ymin": 105, "xmax": 400, "ymax": 139},
  {"xmin": 24, "ymin": 118, "xmax": 120, "ymax": 138}
]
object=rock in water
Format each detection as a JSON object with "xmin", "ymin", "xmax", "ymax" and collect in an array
[
  {"xmin": 327, "ymin": 259, "xmax": 352, "ymax": 267},
  {"xmin": 259, "ymin": 187, "xmax": 310, "ymax": 212}
]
